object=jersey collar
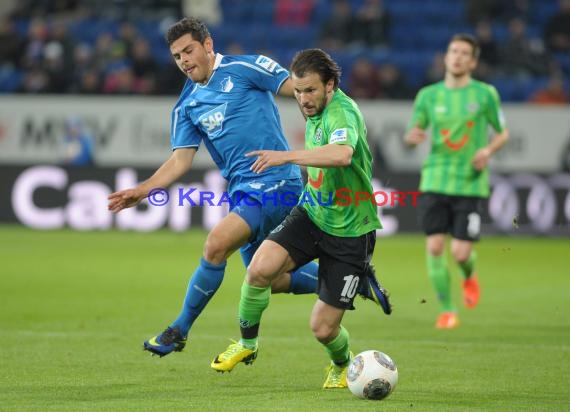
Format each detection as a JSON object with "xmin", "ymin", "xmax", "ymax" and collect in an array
[
  {"xmin": 213, "ymin": 53, "xmax": 224, "ymax": 70},
  {"xmin": 201, "ymin": 53, "xmax": 224, "ymax": 88}
]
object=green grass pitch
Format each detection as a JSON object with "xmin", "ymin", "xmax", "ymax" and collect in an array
[{"xmin": 1, "ymin": 225, "xmax": 569, "ymax": 411}]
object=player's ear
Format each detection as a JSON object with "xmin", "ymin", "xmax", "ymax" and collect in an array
[
  {"xmin": 204, "ymin": 36, "xmax": 214, "ymax": 53},
  {"xmin": 326, "ymin": 78, "xmax": 335, "ymax": 94},
  {"xmin": 443, "ymin": 52, "xmax": 450, "ymax": 68}
]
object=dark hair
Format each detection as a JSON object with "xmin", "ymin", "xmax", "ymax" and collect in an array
[
  {"xmin": 290, "ymin": 48, "xmax": 342, "ymax": 89},
  {"xmin": 449, "ymin": 33, "xmax": 481, "ymax": 59},
  {"xmin": 165, "ymin": 17, "xmax": 211, "ymax": 45}
]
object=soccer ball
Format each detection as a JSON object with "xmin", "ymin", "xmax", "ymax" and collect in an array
[{"xmin": 347, "ymin": 350, "xmax": 398, "ymax": 400}]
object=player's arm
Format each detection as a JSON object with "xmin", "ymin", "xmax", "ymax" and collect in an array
[
  {"xmin": 472, "ymin": 85, "xmax": 510, "ymax": 171},
  {"xmin": 472, "ymin": 129, "xmax": 509, "ymax": 171},
  {"xmin": 277, "ymin": 78, "xmax": 295, "ymax": 97},
  {"xmin": 246, "ymin": 144, "xmax": 353, "ymax": 174},
  {"xmin": 404, "ymin": 89, "xmax": 429, "ymax": 147},
  {"xmin": 404, "ymin": 126, "xmax": 428, "ymax": 147},
  {"xmin": 107, "ymin": 148, "xmax": 196, "ymax": 212}
]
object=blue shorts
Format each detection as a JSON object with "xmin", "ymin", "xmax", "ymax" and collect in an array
[{"xmin": 229, "ymin": 179, "xmax": 303, "ymax": 267}]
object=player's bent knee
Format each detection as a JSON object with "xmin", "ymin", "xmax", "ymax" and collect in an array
[
  {"xmin": 427, "ymin": 235, "xmax": 445, "ymax": 256},
  {"xmin": 426, "ymin": 243, "xmax": 445, "ymax": 256},
  {"xmin": 203, "ymin": 237, "xmax": 234, "ymax": 264},
  {"xmin": 246, "ymin": 260, "xmax": 274, "ymax": 287},
  {"xmin": 310, "ymin": 321, "xmax": 335, "ymax": 343},
  {"xmin": 453, "ymin": 251, "xmax": 471, "ymax": 264},
  {"xmin": 451, "ymin": 245, "xmax": 471, "ymax": 263}
]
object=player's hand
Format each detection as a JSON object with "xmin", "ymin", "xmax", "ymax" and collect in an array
[
  {"xmin": 107, "ymin": 189, "xmax": 144, "ymax": 213},
  {"xmin": 404, "ymin": 127, "xmax": 427, "ymax": 146},
  {"xmin": 472, "ymin": 147, "xmax": 492, "ymax": 171},
  {"xmin": 246, "ymin": 150, "xmax": 288, "ymax": 173}
]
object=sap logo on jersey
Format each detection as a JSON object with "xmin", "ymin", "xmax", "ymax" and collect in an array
[
  {"xmin": 199, "ymin": 103, "xmax": 228, "ymax": 137},
  {"xmin": 255, "ymin": 55, "xmax": 277, "ymax": 72}
]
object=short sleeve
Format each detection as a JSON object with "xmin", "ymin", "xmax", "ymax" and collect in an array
[
  {"xmin": 324, "ymin": 104, "xmax": 359, "ymax": 149},
  {"xmin": 170, "ymin": 105, "xmax": 202, "ymax": 150},
  {"xmin": 484, "ymin": 85, "xmax": 506, "ymax": 133},
  {"xmin": 238, "ymin": 55, "xmax": 290, "ymax": 94},
  {"xmin": 408, "ymin": 88, "xmax": 430, "ymax": 130}
]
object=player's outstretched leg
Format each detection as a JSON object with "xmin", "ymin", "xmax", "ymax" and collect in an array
[
  {"xmin": 358, "ymin": 265, "xmax": 392, "ymax": 315},
  {"xmin": 143, "ymin": 326, "xmax": 186, "ymax": 357},
  {"xmin": 143, "ymin": 258, "xmax": 226, "ymax": 357},
  {"xmin": 211, "ymin": 340, "xmax": 258, "ymax": 372}
]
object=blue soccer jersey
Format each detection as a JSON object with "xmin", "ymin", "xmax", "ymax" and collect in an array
[{"xmin": 171, "ymin": 53, "xmax": 301, "ymax": 195}]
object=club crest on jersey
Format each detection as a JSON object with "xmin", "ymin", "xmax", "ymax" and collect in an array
[
  {"xmin": 220, "ymin": 76, "xmax": 234, "ymax": 92},
  {"xmin": 255, "ymin": 55, "xmax": 277, "ymax": 73},
  {"xmin": 199, "ymin": 103, "xmax": 228, "ymax": 137},
  {"xmin": 314, "ymin": 128, "xmax": 323, "ymax": 144},
  {"xmin": 330, "ymin": 128, "xmax": 348, "ymax": 144}
]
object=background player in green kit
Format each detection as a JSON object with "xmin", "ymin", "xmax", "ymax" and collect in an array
[
  {"xmin": 405, "ymin": 34, "xmax": 509, "ymax": 329},
  {"xmin": 211, "ymin": 48, "xmax": 389, "ymax": 389}
]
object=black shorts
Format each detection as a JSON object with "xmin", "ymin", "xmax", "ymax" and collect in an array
[
  {"xmin": 267, "ymin": 207, "xmax": 376, "ymax": 310},
  {"xmin": 418, "ymin": 192, "xmax": 483, "ymax": 241}
]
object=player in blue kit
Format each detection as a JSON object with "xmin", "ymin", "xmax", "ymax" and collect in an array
[{"xmin": 107, "ymin": 17, "xmax": 391, "ymax": 358}]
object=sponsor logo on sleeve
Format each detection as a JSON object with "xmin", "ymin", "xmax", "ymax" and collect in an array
[
  {"xmin": 255, "ymin": 55, "xmax": 277, "ymax": 73},
  {"xmin": 329, "ymin": 128, "xmax": 348, "ymax": 144}
]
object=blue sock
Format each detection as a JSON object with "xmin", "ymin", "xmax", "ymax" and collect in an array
[
  {"xmin": 289, "ymin": 261, "xmax": 318, "ymax": 294},
  {"xmin": 171, "ymin": 257, "xmax": 226, "ymax": 337}
]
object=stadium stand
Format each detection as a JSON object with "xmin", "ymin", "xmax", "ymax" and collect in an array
[{"xmin": 0, "ymin": 0, "xmax": 568, "ymax": 102}]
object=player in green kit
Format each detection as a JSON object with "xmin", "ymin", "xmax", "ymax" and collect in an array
[
  {"xmin": 405, "ymin": 34, "xmax": 509, "ymax": 329},
  {"xmin": 211, "ymin": 48, "xmax": 391, "ymax": 389}
]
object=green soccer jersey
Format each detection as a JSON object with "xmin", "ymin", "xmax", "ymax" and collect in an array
[
  {"xmin": 301, "ymin": 89, "xmax": 381, "ymax": 237},
  {"xmin": 408, "ymin": 79, "xmax": 506, "ymax": 197}
]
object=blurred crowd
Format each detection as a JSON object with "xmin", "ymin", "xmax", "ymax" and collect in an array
[
  {"xmin": 0, "ymin": 0, "xmax": 185, "ymax": 95},
  {"xmin": 0, "ymin": 0, "xmax": 569, "ymax": 103}
]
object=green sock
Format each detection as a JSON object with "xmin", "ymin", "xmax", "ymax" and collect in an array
[
  {"xmin": 426, "ymin": 253, "xmax": 455, "ymax": 312},
  {"xmin": 238, "ymin": 280, "xmax": 270, "ymax": 349},
  {"xmin": 458, "ymin": 250, "xmax": 477, "ymax": 279},
  {"xmin": 324, "ymin": 325, "xmax": 351, "ymax": 366}
]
